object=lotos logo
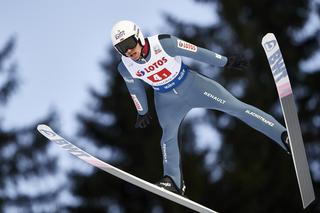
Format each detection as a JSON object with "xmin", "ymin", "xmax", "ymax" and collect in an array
[
  {"xmin": 177, "ymin": 39, "xmax": 197, "ymax": 52},
  {"xmin": 115, "ymin": 30, "xmax": 125, "ymax": 40},
  {"xmin": 136, "ymin": 70, "xmax": 145, "ymax": 77},
  {"xmin": 143, "ymin": 57, "xmax": 168, "ymax": 73}
]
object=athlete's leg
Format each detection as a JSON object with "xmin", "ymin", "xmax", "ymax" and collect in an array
[
  {"xmin": 154, "ymin": 91, "xmax": 190, "ymax": 188},
  {"xmin": 187, "ymin": 72, "xmax": 288, "ymax": 151}
]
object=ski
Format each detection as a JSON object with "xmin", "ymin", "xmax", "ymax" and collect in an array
[
  {"xmin": 261, "ymin": 33, "xmax": 315, "ymax": 209},
  {"xmin": 37, "ymin": 124, "xmax": 218, "ymax": 213}
]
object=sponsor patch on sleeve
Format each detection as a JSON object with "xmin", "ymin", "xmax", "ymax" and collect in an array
[
  {"xmin": 177, "ymin": 39, "xmax": 197, "ymax": 52},
  {"xmin": 131, "ymin": 94, "xmax": 143, "ymax": 111}
]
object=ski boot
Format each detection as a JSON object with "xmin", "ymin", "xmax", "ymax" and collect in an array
[
  {"xmin": 281, "ymin": 131, "xmax": 291, "ymax": 155},
  {"xmin": 155, "ymin": 175, "xmax": 186, "ymax": 196}
]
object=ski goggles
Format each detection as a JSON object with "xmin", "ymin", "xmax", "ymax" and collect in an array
[{"xmin": 115, "ymin": 35, "xmax": 138, "ymax": 55}]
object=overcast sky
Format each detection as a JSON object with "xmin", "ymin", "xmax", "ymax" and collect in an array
[{"xmin": 0, "ymin": 0, "xmax": 217, "ymax": 136}]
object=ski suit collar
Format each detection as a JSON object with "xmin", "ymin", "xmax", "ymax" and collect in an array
[{"xmin": 141, "ymin": 38, "xmax": 150, "ymax": 58}]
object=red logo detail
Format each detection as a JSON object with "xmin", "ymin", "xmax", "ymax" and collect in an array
[
  {"xmin": 147, "ymin": 68, "xmax": 171, "ymax": 82},
  {"xmin": 177, "ymin": 40, "xmax": 197, "ymax": 52},
  {"xmin": 136, "ymin": 70, "xmax": 145, "ymax": 77}
]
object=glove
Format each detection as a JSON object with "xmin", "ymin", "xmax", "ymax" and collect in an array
[
  {"xmin": 135, "ymin": 112, "xmax": 152, "ymax": 128},
  {"xmin": 225, "ymin": 55, "xmax": 248, "ymax": 71}
]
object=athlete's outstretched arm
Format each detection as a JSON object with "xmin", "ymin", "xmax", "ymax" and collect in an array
[
  {"xmin": 159, "ymin": 34, "xmax": 247, "ymax": 70},
  {"xmin": 158, "ymin": 34, "xmax": 227, "ymax": 66},
  {"xmin": 117, "ymin": 62, "xmax": 149, "ymax": 115}
]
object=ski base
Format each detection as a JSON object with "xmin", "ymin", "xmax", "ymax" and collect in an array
[
  {"xmin": 281, "ymin": 94, "xmax": 315, "ymax": 208},
  {"xmin": 37, "ymin": 124, "xmax": 218, "ymax": 213}
]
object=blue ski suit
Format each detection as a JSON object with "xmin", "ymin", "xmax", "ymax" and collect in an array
[{"xmin": 117, "ymin": 34, "xmax": 287, "ymax": 189}]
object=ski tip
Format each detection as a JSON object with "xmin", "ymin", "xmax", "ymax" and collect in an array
[
  {"xmin": 262, "ymin": 33, "xmax": 275, "ymax": 43},
  {"xmin": 37, "ymin": 124, "xmax": 58, "ymax": 139},
  {"xmin": 37, "ymin": 124, "xmax": 51, "ymax": 132},
  {"xmin": 264, "ymin": 32, "xmax": 274, "ymax": 36}
]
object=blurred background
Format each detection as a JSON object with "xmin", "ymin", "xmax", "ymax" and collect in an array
[{"xmin": 1, "ymin": 0, "xmax": 319, "ymax": 212}]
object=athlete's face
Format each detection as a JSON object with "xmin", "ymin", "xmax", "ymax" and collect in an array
[{"xmin": 125, "ymin": 43, "xmax": 142, "ymax": 61}]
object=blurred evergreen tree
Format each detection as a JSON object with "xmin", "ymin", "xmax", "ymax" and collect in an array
[{"xmin": 0, "ymin": 37, "xmax": 61, "ymax": 212}]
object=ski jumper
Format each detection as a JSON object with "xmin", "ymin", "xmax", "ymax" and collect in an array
[{"xmin": 117, "ymin": 34, "xmax": 287, "ymax": 188}]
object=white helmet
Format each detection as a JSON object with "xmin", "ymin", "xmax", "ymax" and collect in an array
[{"xmin": 111, "ymin": 20, "xmax": 145, "ymax": 55}]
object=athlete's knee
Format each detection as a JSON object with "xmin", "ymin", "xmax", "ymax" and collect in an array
[
  {"xmin": 161, "ymin": 124, "xmax": 179, "ymax": 137},
  {"xmin": 161, "ymin": 132, "xmax": 177, "ymax": 147}
]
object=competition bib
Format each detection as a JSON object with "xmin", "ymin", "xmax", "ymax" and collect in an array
[{"xmin": 122, "ymin": 35, "xmax": 188, "ymax": 92}]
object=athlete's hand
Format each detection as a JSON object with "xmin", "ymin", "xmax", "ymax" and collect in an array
[
  {"xmin": 225, "ymin": 55, "xmax": 248, "ymax": 71},
  {"xmin": 135, "ymin": 112, "xmax": 152, "ymax": 128}
]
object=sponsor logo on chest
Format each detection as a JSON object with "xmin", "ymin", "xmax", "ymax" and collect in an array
[
  {"xmin": 135, "ymin": 56, "xmax": 168, "ymax": 76},
  {"xmin": 135, "ymin": 56, "xmax": 172, "ymax": 83},
  {"xmin": 153, "ymin": 44, "xmax": 162, "ymax": 54}
]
